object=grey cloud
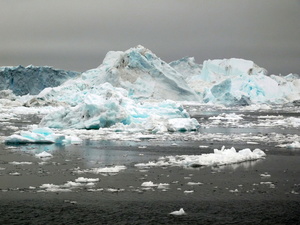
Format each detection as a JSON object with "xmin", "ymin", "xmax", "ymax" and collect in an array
[{"xmin": 0, "ymin": 0, "xmax": 299, "ymax": 75}]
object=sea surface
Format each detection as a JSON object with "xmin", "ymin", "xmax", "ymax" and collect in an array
[{"xmin": 0, "ymin": 105, "xmax": 300, "ymax": 224}]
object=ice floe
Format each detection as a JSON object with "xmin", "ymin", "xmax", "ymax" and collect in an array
[
  {"xmin": 9, "ymin": 161, "xmax": 32, "ymax": 165},
  {"xmin": 4, "ymin": 126, "xmax": 82, "ymax": 144},
  {"xmin": 135, "ymin": 146, "xmax": 266, "ymax": 168},
  {"xmin": 73, "ymin": 165, "xmax": 126, "ymax": 175}
]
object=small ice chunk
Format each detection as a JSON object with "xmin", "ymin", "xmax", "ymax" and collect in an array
[
  {"xmin": 141, "ymin": 181, "xmax": 157, "ymax": 187},
  {"xmin": 9, "ymin": 161, "xmax": 32, "ymax": 165},
  {"xmin": 184, "ymin": 190, "xmax": 194, "ymax": 194},
  {"xmin": 169, "ymin": 208, "xmax": 186, "ymax": 216},
  {"xmin": 157, "ymin": 183, "xmax": 170, "ymax": 189},
  {"xmin": 187, "ymin": 182, "xmax": 203, "ymax": 186},
  {"xmin": 260, "ymin": 172, "xmax": 271, "ymax": 178},
  {"xmin": 75, "ymin": 177, "xmax": 99, "ymax": 183},
  {"xmin": 35, "ymin": 151, "xmax": 53, "ymax": 159}
]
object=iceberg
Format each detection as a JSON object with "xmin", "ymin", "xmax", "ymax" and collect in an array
[
  {"xmin": 80, "ymin": 45, "xmax": 200, "ymax": 101},
  {"xmin": 0, "ymin": 65, "xmax": 79, "ymax": 96},
  {"xmin": 170, "ymin": 57, "xmax": 300, "ymax": 105},
  {"xmin": 39, "ymin": 82, "xmax": 197, "ymax": 130},
  {"xmin": 1, "ymin": 45, "xmax": 299, "ymax": 136},
  {"xmin": 6, "ymin": 45, "xmax": 299, "ymax": 109}
]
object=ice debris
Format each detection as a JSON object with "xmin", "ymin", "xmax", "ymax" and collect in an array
[{"xmin": 135, "ymin": 146, "xmax": 266, "ymax": 168}]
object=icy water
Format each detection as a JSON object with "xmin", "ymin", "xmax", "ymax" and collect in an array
[{"xmin": 1, "ymin": 105, "xmax": 300, "ymax": 224}]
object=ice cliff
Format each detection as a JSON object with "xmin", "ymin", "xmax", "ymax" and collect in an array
[{"xmin": 0, "ymin": 65, "xmax": 79, "ymax": 96}]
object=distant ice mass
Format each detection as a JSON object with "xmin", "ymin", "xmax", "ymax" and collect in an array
[{"xmin": 0, "ymin": 65, "xmax": 79, "ymax": 96}]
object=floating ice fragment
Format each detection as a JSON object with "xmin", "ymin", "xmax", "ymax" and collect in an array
[
  {"xmin": 135, "ymin": 147, "xmax": 266, "ymax": 168},
  {"xmin": 184, "ymin": 190, "xmax": 194, "ymax": 194},
  {"xmin": 75, "ymin": 177, "xmax": 100, "ymax": 183},
  {"xmin": 74, "ymin": 165, "xmax": 126, "ymax": 174},
  {"xmin": 169, "ymin": 208, "xmax": 186, "ymax": 216},
  {"xmin": 187, "ymin": 182, "xmax": 203, "ymax": 186},
  {"xmin": 141, "ymin": 181, "xmax": 157, "ymax": 187},
  {"xmin": 9, "ymin": 172, "xmax": 21, "ymax": 176},
  {"xmin": 9, "ymin": 161, "xmax": 32, "ymax": 165},
  {"xmin": 260, "ymin": 172, "xmax": 271, "ymax": 178},
  {"xmin": 5, "ymin": 127, "xmax": 82, "ymax": 145},
  {"xmin": 157, "ymin": 183, "xmax": 170, "ymax": 189},
  {"xmin": 35, "ymin": 151, "xmax": 53, "ymax": 159},
  {"xmin": 277, "ymin": 141, "xmax": 300, "ymax": 148}
]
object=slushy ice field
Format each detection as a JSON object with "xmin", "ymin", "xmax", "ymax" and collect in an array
[{"xmin": 0, "ymin": 46, "xmax": 300, "ymax": 224}]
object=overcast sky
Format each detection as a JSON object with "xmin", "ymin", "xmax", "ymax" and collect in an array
[{"xmin": 0, "ymin": 0, "xmax": 299, "ymax": 75}]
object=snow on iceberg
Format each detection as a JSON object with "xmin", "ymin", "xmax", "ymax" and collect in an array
[
  {"xmin": 4, "ymin": 126, "xmax": 82, "ymax": 144},
  {"xmin": 135, "ymin": 146, "xmax": 266, "ymax": 168},
  {"xmin": 200, "ymin": 58, "xmax": 267, "ymax": 80}
]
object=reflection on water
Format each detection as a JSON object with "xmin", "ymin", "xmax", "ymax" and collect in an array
[
  {"xmin": 13, "ymin": 141, "xmax": 152, "ymax": 168},
  {"xmin": 212, "ymin": 159, "xmax": 263, "ymax": 171},
  {"xmin": 19, "ymin": 144, "xmax": 62, "ymax": 154}
]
